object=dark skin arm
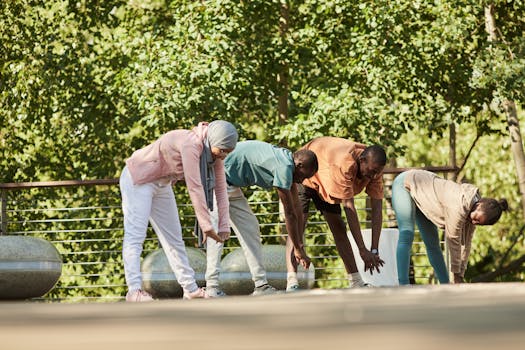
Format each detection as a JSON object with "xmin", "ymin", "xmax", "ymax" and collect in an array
[
  {"xmin": 277, "ymin": 184, "xmax": 311, "ymax": 269},
  {"xmin": 202, "ymin": 229, "xmax": 224, "ymax": 244},
  {"xmin": 369, "ymin": 197, "xmax": 384, "ymax": 273},
  {"xmin": 342, "ymin": 198, "xmax": 384, "ymax": 274}
]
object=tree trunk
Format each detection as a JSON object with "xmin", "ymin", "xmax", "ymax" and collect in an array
[
  {"xmin": 449, "ymin": 123, "xmax": 457, "ymax": 181},
  {"xmin": 278, "ymin": 2, "xmax": 289, "ymax": 130},
  {"xmin": 504, "ymin": 100, "xmax": 525, "ymax": 217},
  {"xmin": 485, "ymin": 4, "xmax": 525, "ymax": 219},
  {"xmin": 383, "ymin": 157, "xmax": 398, "ymax": 228}
]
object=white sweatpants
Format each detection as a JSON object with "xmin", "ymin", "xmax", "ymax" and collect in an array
[
  {"xmin": 120, "ymin": 166, "xmax": 198, "ymax": 293},
  {"xmin": 206, "ymin": 186, "xmax": 268, "ymax": 288}
]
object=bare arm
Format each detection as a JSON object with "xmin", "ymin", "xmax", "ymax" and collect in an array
[
  {"xmin": 370, "ymin": 198, "xmax": 382, "ymax": 251},
  {"xmin": 370, "ymin": 198, "xmax": 385, "ymax": 273},
  {"xmin": 342, "ymin": 198, "xmax": 367, "ymax": 251},
  {"xmin": 277, "ymin": 185, "xmax": 310, "ymax": 268},
  {"xmin": 342, "ymin": 198, "xmax": 384, "ymax": 273}
]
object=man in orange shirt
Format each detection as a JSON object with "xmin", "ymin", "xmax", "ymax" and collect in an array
[{"xmin": 286, "ymin": 137, "xmax": 386, "ymax": 290}]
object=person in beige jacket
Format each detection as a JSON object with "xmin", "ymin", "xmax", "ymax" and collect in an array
[{"xmin": 392, "ymin": 170, "xmax": 508, "ymax": 284}]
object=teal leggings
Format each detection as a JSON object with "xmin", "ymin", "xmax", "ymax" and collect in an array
[{"xmin": 392, "ymin": 172, "xmax": 449, "ymax": 285}]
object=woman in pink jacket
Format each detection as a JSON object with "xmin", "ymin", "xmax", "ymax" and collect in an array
[{"xmin": 120, "ymin": 121, "xmax": 238, "ymax": 301}]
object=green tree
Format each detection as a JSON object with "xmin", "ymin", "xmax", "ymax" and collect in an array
[{"xmin": 481, "ymin": 2, "xmax": 525, "ymax": 218}]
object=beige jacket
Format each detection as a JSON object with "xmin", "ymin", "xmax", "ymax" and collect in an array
[{"xmin": 404, "ymin": 170, "xmax": 480, "ymax": 276}]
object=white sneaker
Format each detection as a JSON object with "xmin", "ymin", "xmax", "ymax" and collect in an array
[
  {"xmin": 349, "ymin": 281, "xmax": 373, "ymax": 288},
  {"xmin": 126, "ymin": 289, "xmax": 154, "ymax": 302},
  {"xmin": 206, "ymin": 287, "xmax": 227, "ymax": 298},
  {"xmin": 286, "ymin": 284, "xmax": 301, "ymax": 292},
  {"xmin": 183, "ymin": 287, "xmax": 209, "ymax": 300},
  {"xmin": 252, "ymin": 284, "xmax": 279, "ymax": 296}
]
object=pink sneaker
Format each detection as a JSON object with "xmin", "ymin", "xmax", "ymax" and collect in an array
[
  {"xmin": 126, "ymin": 289, "xmax": 154, "ymax": 302},
  {"xmin": 183, "ymin": 287, "xmax": 209, "ymax": 300}
]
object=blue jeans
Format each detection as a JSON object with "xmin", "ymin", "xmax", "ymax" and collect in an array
[{"xmin": 391, "ymin": 172, "xmax": 449, "ymax": 285}]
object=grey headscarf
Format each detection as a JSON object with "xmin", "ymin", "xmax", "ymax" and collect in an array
[{"xmin": 195, "ymin": 120, "xmax": 238, "ymax": 246}]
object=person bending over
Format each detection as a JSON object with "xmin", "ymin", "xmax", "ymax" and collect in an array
[
  {"xmin": 120, "ymin": 121, "xmax": 238, "ymax": 301},
  {"xmin": 391, "ymin": 169, "xmax": 508, "ymax": 285},
  {"xmin": 286, "ymin": 137, "xmax": 386, "ymax": 291},
  {"xmin": 205, "ymin": 140, "xmax": 318, "ymax": 296}
]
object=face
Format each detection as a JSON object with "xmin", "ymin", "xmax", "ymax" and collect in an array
[
  {"xmin": 358, "ymin": 157, "xmax": 384, "ymax": 180},
  {"xmin": 293, "ymin": 164, "xmax": 316, "ymax": 183},
  {"xmin": 470, "ymin": 204, "xmax": 489, "ymax": 225},
  {"xmin": 211, "ymin": 147, "xmax": 234, "ymax": 161}
]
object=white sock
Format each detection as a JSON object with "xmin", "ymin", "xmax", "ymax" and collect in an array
[
  {"xmin": 348, "ymin": 272, "xmax": 365, "ymax": 288},
  {"xmin": 287, "ymin": 272, "xmax": 299, "ymax": 288}
]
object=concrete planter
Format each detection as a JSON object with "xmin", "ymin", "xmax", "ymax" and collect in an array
[
  {"xmin": 0, "ymin": 236, "xmax": 62, "ymax": 299},
  {"xmin": 141, "ymin": 247, "xmax": 207, "ymax": 298},
  {"xmin": 219, "ymin": 244, "xmax": 315, "ymax": 295}
]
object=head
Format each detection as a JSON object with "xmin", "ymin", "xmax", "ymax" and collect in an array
[
  {"xmin": 207, "ymin": 120, "xmax": 238, "ymax": 160},
  {"xmin": 470, "ymin": 198, "xmax": 509, "ymax": 225},
  {"xmin": 358, "ymin": 145, "xmax": 387, "ymax": 180},
  {"xmin": 292, "ymin": 149, "xmax": 318, "ymax": 183}
]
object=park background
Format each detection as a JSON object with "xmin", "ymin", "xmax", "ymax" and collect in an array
[{"xmin": 1, "ymin": 0, "xmax": 524, "ymax": 300}]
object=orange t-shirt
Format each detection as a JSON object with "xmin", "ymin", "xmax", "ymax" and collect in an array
[{"xmin": 301, "ymin": 137, "xmax": 384, "ymax": 204}]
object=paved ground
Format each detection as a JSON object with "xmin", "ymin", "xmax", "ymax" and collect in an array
[{"xmin": 1, "ymin": 283, "xmax": 524, "ymax": 350}]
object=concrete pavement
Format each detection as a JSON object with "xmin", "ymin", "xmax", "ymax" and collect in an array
[{"xmin": 1, "ymin": 283, "xmax": 524, "ymax": 350}]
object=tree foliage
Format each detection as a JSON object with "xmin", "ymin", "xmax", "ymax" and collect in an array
[{"xmin": 2, "ymin": 0, "xmax": 524, "ymax": 180}]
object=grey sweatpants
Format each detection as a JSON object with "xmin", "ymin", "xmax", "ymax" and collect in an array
[{"xmin": 206, "ymin": 186, "xmax": 268, "ymax": 288}]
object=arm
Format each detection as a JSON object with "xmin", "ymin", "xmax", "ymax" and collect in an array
[
  {"xmin": 277, "ymin": 185, "xmax": 310, "ymax": 268},
  {"xmin": 342, "ymin": 198, "xmax": 366, "ymax": 250},
  {"xmin": 444, "ymin": 208, "xmax": 470, "ymax": 282},
  {"xmin": 450, "ymin": 224, "xmax": 474, "ymax": 283},
  {"xmin": 365, "ymin": 172, "xmax": 385, "ymax": 254},
  {"xmin": 460, "ymin": 226, "xmax": 475, "ymax": 279},
  {"xmin": 370, "ymin": 197, "xmax": 385, "ymax": 273},
  {"xmin": 370, "ymin": 198, "xmax": 383, "ymax": 251},
  {"xmin": 448, "ymin": 188, "xmax": 480, "ymax": 283},
  {"xmin": 180, "ymin": 142, "xmax": 222, "ymax": 243},
  {"xmin": 213, "ymin": 159, "xmax": 231, "ymax": 241},
  {"xmin": 342, "ymin": 198, "xmax": 383, "ymax": 273},
  {"xmin": 445, "ymin": 232, "xmax": 462, "ymax": 282}
]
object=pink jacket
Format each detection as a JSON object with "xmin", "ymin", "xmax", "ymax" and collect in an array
[{"xmin": 125, "ymin": 123, "xmax": 230, "ymax": 233}]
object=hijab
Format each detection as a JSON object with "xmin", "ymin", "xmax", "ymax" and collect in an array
[{"xmin": 195, "ymin": 120, "xmax": 238, "ymax": 246}]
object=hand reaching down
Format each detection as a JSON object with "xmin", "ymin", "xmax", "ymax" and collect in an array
[
  {"xmin": 203, "ymin": 229, "xmax": 224, "ymax": 244},
  {"xmin": 360, "ymin": 249, "xmax": 385, "ymax": 275}
]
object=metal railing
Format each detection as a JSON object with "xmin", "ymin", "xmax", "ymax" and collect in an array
[{"xmin": 0, "ymin": 166, "xmax": 457, "ymax": 301}]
